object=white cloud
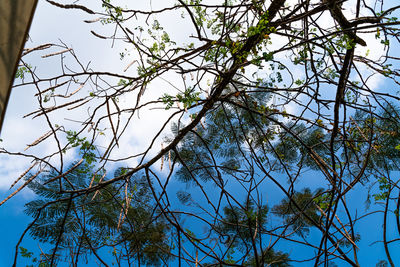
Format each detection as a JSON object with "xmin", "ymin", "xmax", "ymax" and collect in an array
[
  {"xmin": 0, "ymin": 0, "xmax": 394, "ymax": 194},
  {"xmin": 0, "ymin": 0, "xmax": 201, "ymax": 193}
]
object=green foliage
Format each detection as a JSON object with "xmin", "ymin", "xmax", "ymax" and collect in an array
[
  {"xmin": 376, "ymin": 260, "xmax": 389, "ymax": 267},
  {"xmin": 373, "ymin": 177, "xmax": 391, "ymax": 201},
  {"xmin": 336, "ymin": 34, "xmax": 356, "ymax": 51},
  {"xmin": 263, "ymin": 51, "xmax": 274, "ymax": 61},
  {"xmin": 337, "ymin": 233, "xmax": 361, "ymax": 248},
  {"xmin": 245, "ymin": 248, "xmax": 291, "ymax": 267},
  {"xmin": 20, "ymin": 247, "xmax": 51, "ymax": 267},
  {"xmin": 272, "ymin": 188, "xmax": 323, "ymax": 236},
  {"xmin": 65, "ymin": 130, "xmax": 97, "ymax": 165},
  {"xmin": 14, "ymin": 1, "xmax": 400, "ymax": 266},
  {"xmin": 217, "ymin": 200, "xmax": 268, "ymax": 251},
  {"xmin": 273, "ymin": 124, "xmax": 330, "ymax": 170},
  {"xmin": 15, "ymin": 64, "xmax": 32, "ymax": 80},
  {"xmin": 20, "ymin": 247, "xmax": 33, "ymax": 258},
  {"xmin": 101, "ymin": 0, "xmax": 123, "ymax": 24},
  {"xmin": 314, "ymin": 191, "xmax": 334, "ymax": 211},
  {"xmin": 24, "ymin": 163, "xmax": 172, "ymax": 266},
  {"xmin": 346, "ymin": 104, "xmax": 400, "ymax": 189},
  {"xmin": 207, "ymin": 200, "xmax": 291, "ymax": 266},
  {"xmin": 167, "ymin": 82, "xmax": 269, "ymax": 182},
  {"xmin": 161, "ymin": 88, "xmax": 200, "ymax": 110}
]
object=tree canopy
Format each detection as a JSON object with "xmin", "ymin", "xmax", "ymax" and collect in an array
[{"xmin": 3, "ymin": 0, "xmax": 400, "ymax": 266}]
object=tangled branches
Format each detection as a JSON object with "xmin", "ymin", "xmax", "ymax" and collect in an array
[{"xmin": 3, "ymin": 0, "xmax": 400, "ymax": 266}]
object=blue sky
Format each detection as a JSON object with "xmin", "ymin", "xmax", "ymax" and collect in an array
[
  {"xmin": 1, "ymin": 172, "xmax": 397, "ymax": 266},
  {"xmin": 1, "ymin": 0, "xmax": 400, "ymax": 266}
]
